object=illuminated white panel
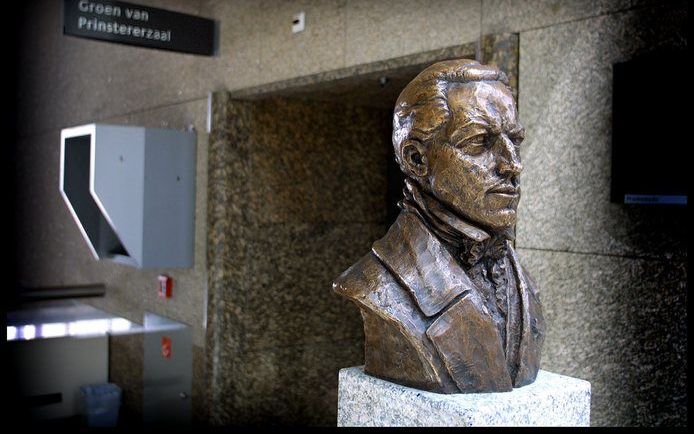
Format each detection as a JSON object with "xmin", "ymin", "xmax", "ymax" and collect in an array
[
  {"xmin": 41, "ymin": 323, "xmax": 68, "ymax": 338},
  {"xmin": 68, "ymin": 319, "xmax": 110, "ymax": 337},
  {"xmin": 7, "ymin": 315, "xmax": 137, "ymax": 341},
  {"xmin": 110, "ymin": 318, "xmax": 132, "ymax": 333},
  {"xmin": 22, "ymin": 325, "xmax": 36, "ymax": 340}
]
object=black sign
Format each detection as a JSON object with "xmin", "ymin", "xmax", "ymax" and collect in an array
[{"xmin": 63, "ymin": 0, "xmax": 216, "ymax": 56}]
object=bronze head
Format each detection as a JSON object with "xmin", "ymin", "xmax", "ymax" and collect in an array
[{"xmin": 393, "ymin": 59, "xmax": 524, "ymax": 232}]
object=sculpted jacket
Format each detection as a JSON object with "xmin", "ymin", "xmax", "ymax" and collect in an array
[{"xmin": 333, "ymin": 186, "xmax": 545, "ymax": 394}]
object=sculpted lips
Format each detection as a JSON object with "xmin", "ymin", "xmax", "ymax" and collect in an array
[{"xmin": 488, "ymin": 184, "xmax": 519, "ymax": 197}]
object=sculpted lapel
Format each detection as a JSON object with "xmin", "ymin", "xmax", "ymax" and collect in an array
[
  {"xmin": 509, "ymin": 248, "xmax": 545, "ymax": 386},
  {"xmin": 372, "ymin": 212, "xmax": 470, "ymax": 317},
  {"xmin": 333, "ymin": 247, "xmax": 459, "ymax": 393},
  {"xmin": 426, "ymin": 293, "xmax": 513, "ymax": 392},
  {"xmin": 374, "ymin": 211, "xmax": 513, "ymax": 392}
]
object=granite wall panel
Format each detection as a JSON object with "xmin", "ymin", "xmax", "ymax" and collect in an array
[
  {"xmin": 191, "ymin": 344, "xmax": 208, "ymax": 426},
  {"xmin": 243, "ymin": 223, "xmax": 382, "ymax": 352},
  {"xmin": 256, "ymin": 0, "xmax": 347, "ymax": 84},
  {"xmin": 201, "ymin": 0, "xmax": 264, "ymax": 91},
  {"xmin": 516, "ymin": 3, "xmax": 688, "ymax": 259},
  {"xmin": 215, "ymin": 338, "xmax": 363, "ymax": 426},
  {"xmin": 481, "ymin": 0, "xmax": 675, "ymax": 34},
  {"xmin": 248, "ymin": 98, "xmax": 391, "ymax": 225},
  {"xmin": 109, "ymin": 332, "xmax": 144, "ymax": 421},
  {"xmin": 14, "ymin": 131, "xmax": 105, "ymax": 287},
  {"xmin": 205, "ymin": 94, "xmax": 254, "ymax": 421},
  {"xmin": 517, "ymin": 248, "xmax": 687, "ymax": 426},
  {"xmin": 344, "ymin": 0, "xmax": 481, "ymax": 67}
]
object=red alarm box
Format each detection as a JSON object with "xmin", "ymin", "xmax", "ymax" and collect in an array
[
  {"xmin": 158, "ymin": 275, "xmax": 173, "ymax": 298},
  {"xmin": 161, "ymin": 336, "xmax": 172, "ymax": 359}
]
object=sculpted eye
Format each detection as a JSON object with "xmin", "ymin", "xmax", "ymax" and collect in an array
[
  {"xmin": 465, "ymin": 133, "xmax": 488, "ymax": 148},
  {"xmin": 453, "ymin": 131, "xmax": 492, "ymax": 153},
  {"xmin": 453, "ymin": 133, "xmax": 489, "ymax": 154}
]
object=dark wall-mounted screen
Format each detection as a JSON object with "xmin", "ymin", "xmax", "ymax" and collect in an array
[{"xmin": 611, "ymin": 49, "xmax": 687, "ymax": 205}]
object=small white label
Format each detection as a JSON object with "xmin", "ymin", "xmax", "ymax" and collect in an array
[{"xmin": 292, "ymin": 11, "xmax": 305, "ymax": 33}]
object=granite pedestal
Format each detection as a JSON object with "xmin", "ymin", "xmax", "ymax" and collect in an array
[{"xmin": 337, "ymin": 366, "xmax": 591, "ymax": 427}]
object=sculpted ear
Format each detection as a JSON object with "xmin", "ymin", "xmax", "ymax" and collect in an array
[{"xmin": 401, "ymin": 140, "xmax": 428, "ymax": 178}]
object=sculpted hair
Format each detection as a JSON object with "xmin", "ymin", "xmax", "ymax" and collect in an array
[{"xmin": 392, "ymin": 59, "xmax": 510, "ymax": 168}]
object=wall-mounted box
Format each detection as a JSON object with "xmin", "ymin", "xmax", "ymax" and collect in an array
[{"xmin": 60, "ymin": 124, "xmax": 196, "ymax": 269}]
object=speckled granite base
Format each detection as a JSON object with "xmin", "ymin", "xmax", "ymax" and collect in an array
[{"xmin": 337, "ymin": 366, "xmax": 590, "ymax": 427}]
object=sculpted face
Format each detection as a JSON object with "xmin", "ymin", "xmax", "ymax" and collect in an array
[{"xmin": 425, "ymin": 81, "xmax": 525, "ymax": 230}]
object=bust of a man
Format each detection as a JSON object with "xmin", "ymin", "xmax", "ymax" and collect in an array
[{"xmin": 333, "ymin": 59, "xmax": 545, "ymax": 394}]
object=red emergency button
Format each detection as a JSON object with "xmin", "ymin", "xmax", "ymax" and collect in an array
[
  {"xmin": 158, "ymin": 275, "xmax": 173, "ymax": 298},
  {"xmin": 161, "ymin": 336, "xmax": 172, "ymax": 359}
]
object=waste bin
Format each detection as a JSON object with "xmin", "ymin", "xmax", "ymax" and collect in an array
[{"xmin": 80, "ymin": 383, "xmax": 121, "ymax": 427}]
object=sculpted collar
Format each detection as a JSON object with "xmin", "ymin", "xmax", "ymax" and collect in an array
[{"xmin": 399, "ymin": 179, "xmax": 514, "ymax": 266}]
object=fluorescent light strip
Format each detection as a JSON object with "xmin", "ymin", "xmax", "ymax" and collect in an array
[
  {"xmin": 6, "ymin": 318, "xmax": 134, "ymax": 341},
  {"xmin": 41, "ymin": 323, "xmax": 68, "ymax": 338},
  {"xmin": 23, "ymin": 325, "xmax": 36, "ymax": 340}
]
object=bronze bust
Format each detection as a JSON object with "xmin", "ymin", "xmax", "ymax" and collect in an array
[{"xmin": 334, "ymin": 59, "xmax": 545, "ymax": 394}]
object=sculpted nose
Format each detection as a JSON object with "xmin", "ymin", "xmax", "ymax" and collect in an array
[{"xmin": 497, "ymin": 134, "xmax": 523, "ymax": 177}]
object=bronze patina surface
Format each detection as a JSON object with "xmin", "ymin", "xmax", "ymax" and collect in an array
[{"xmin": 334, "ymin": 59, "xmax": 545, "ymax": 394}]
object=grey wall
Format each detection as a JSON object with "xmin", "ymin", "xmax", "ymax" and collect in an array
[{"xmin": 14, "ymin": 0, "xmax": 687, "ymax": 427}]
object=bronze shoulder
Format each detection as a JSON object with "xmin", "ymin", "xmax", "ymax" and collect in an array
[{"xmin": 332, "ymin": 251, "xmax": 392, "ymax": 303}]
